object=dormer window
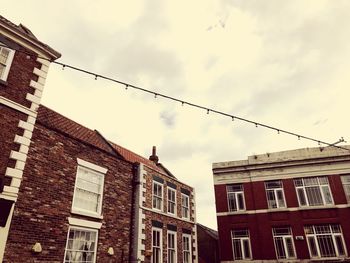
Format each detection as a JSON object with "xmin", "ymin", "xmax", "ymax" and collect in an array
[{"xmin": 0, "ymin": 45, "xmax": 15, "ymax": 82}]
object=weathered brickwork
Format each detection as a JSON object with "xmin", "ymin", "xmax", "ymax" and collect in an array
[
  {"xmin": 0, "ymin": 47, "xmax": 40, "ymax": 108},
  {"xmin": 142, "ymin": 165, "xmax": 197, "ymax": 263},
  {"xmin": 3, "ymin": 121, "xmax": 134, "ymax": 262}
]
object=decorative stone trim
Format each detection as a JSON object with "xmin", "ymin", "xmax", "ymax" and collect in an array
[
  {"xmin": 192, "ymin": 224, "xmax": 198, "ymax": 263},
  {"xmin": 137, "ymin": 164, "xmax": 147, "ymax": 262}
]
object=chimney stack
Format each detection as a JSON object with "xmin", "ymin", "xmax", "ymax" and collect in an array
[{"xmin": 149, "ymin": 146, "xmax": 159, "ymax": 164}]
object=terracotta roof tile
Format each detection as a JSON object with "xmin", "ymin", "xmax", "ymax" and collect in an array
[{"xmin": 37, "ymin": 105, "xmax": 113, "ymax": 154}]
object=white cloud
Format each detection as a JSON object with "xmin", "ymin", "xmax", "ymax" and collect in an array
[{"xmin": 2, "ymin": 0, "xmax": 350, "ymax": 229}]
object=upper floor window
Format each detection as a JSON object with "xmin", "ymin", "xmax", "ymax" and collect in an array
[
  {"xmin": 168, "ymin": 231, "xmax": 177, "ymax": 263},
  {"xmin": 72, "ymin": 160, "xmax": 107, "ymax": 217},
  {"xmin": 272, "ymin": 227, "xmax": 296, "ymax": 259},
  {"xmin": 0, "ymin": 46, "xmax": 15, "ymax": 82},
  {"xmin": 227, "ymin": 184, "xmax": 245, "ymax": 212},
  {"xmin": 294, "ymin": 176, "xmax": 333, "ymax": 207},
  {"xmin": 153, "ymin": 181, "xmax": 163, "ymax": 211},
  {"xmin": 305, "ymin": 224, "xmax": 347, "ymax": 259},
  {"xmin": 265, "ymin": 180, "xmax": 286, "ymax": 209},
  {"xmin": 167, "ymin": 187, "xmax": 176, "ymax": 215},
  {"xmin": 181, "ymin": 193, "xmax": 190, "ymax": 219},
  {"xmin": 152, "ymin": 228, "xmax": 162, "ymax": 263},
  {"xmin": 64, "ymin": 226, "xmax": 98, "ymax": 263},
  {"xmin": 183, "ymin": 234, "xmax": 192, "ymax": 263},
  {"xmin": 341, "ymin": 175, "xmax": 350, "ymax": 203},
  {"xmin": 231, "ymin": 229, "xmax": 252, "ymax": 260}
]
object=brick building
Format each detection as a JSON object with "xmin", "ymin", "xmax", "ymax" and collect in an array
[
  {"xmin": 213, "ymin": 146, "xmax": 350, "ymax": 262},
  {"xmin": 197, "ymin": 223, "xmax": 219, "ymax": 263},
  {"xmin": 111, "ymin": 144, "xmax": 198, "ymax": 263},
  {"xmin": 0, "ymin": 15, "xmax": 197, "ymax": 263}
]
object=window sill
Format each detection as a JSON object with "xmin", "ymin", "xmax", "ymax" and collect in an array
[
  {"xmin": 71, "ymin": 209, "xmax": 103, "ymax": 220},
  {"xmin": 298, "ymin": 205, "xmax": 336, "ymax": 210}
]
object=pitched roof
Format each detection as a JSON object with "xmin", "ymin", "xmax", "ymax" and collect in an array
[
  {"xmin": 0, "ymin": 15, "xmax": 61, "ymax": 59},
  {"xmin": 37, "ymin": 105, "xmax": 114, "ymax": 155},
  {"xmin": 37, "ymin": 105, "xmax": 178, "ymax": 177}
]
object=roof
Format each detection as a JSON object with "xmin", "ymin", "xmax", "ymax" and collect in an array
[
  {"xmin": 37, "ymin": 105, "xmax": 115, "ymax": 155},
  {"xmin": 197, "ymin": 223, "xmax": 218, "ymax": 240},
  {"xmin": 0, "ymin": 15, "xmax": 61, "ymax": 59},
  {"xmin": 37, "ymin": 105, "xmax": 176, "ymax": 177}
]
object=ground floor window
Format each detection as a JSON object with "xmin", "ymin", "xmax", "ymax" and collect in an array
[
  {"xmin": 231, "ymin": 229, "xmax": 252, "ymax": 260},
  {"xmin": 273, "ymin": 227, "xmax": 296, "ymax": 259},
  {"xmin": 305, "ymin": 224, "xmax": 347, "ymax": 258},
  {"xmin": 168, "ymin": 231, "xmax": 177, "ymax": 263},
  {"xmin": 152, "ymin": 228, "xmax": 162, "ymax": 263},
  {"xmin": 64, "ymin": 226, "xmax": 98, "ymax": 263},
  {"xmin": 183, "ymin": 234, "xmax": 192, "ymax": 263}
]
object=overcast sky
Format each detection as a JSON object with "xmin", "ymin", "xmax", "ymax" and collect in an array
[{"xmin": 3, "ymin": 0, "xmax": 350, "ymax": 229}]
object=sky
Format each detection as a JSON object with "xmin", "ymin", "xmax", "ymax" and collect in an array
[{"xmin": 3, "ymin": 0, "xmax": 350, "ymax": 230}]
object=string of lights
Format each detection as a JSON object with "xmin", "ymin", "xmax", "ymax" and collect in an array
[{"xmin": 1, "ymin": 43, "xmax": 348, "ymax": 152}]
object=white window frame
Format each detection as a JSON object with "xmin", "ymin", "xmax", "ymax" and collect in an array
[
  {"xmin": 167, "ymin": 230, "xmax": 177, "ymax": 263},
  {"xmin": 167, "ymin": 187, "xmax": 176, "ymax": 215},
  {"xmin": 183, "ymin": 233, "xmax": 192, "ymax": 263},
  {"xmin": 0, "ymin": 45, "xmax": 15, "ymax": 82},
  {"xmin": 294, "ymin": 176, "xmax": 333, "ymax": 207},
  {"xmin": 153, "ymin": 181, "xmax": 163, "ymax": 211},
  {"xmin": 272, "ymin": 227, "xmax": 296, "ymax": 259},
  {"xmin": 71, "ymin": 159, "xmax": 107, "ymax": 218},
  {"xmin": 341, "ymin": 175, "xmax": 350, "ymax": 203},
  {"xmin": 152, "ymin": 227, "xmax": 163, "ymax": 263},
  {"xmin": 227, "ymin": 184, "xmax": 245, "ymax": 212},
  {"xmin": 305, "ymin": 224, "xmax": 347, "ymax": 259},
  {"xmin": 181, "ymin": 193, "xmax": 190, "ymax": 219},
  {"xmin": 265, "ymin": 180, "xmax": 286, "ymax": 209},
  {"xmin": 231, "ymin": 229, "xmax": 252, "ymax": 260},
  {"xmin": 63, "ymin": 226, "xmax": 98, "ymax": 263}
]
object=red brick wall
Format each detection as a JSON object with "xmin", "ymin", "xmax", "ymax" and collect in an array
[
  {"xmin": 0, "ymin": 106, "xmax": 27, "ymax": 188},
  {"xmin": 3, "ymin": 122, "xmax": 134, "ymax": 262},
  {"xmin": 215, "ymin": 174, "xmax": 350, "ymax": 261},
  {"xmin": 0, "ymin": 46, "xmax": 41, "ymax": 108}
]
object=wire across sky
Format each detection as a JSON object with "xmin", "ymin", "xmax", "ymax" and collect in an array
[{"xmin": 1, "ymin": 43, "xmax": 348, "ymax": 152}]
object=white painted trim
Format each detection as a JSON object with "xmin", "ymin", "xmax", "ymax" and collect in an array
[
  {"xmin": 77, "ymin": 158, "xmax": 108, "ymax": 174},
  {"xmin": 0, "ymin": 202, "xmax": 14, "ymax": 262},
  {"xmin": 0, "ymin": 27, "xmax": 57, "ymax": 59},
  {"xmin": 33, "ymin": 67, "xmax": 47, "ymax": 78},
  {"xmin": 29, "ymin": 80, "xmax": 44, "ymax": 91},
  {"xmin": 26, "ymin": 93, "xmax": 41, "ymax": 104},
  {"xmin": 167, "ymin": 230, "xmax": 177, "ymax": 263},
  {"xmin": 18, "ymin": 120, "xmax": 34, "ymax": 132},
  {"xmin": 14, "ymin": 135, "xmax": 31, "ymax": 146},
  {"xmin": 0, "ymin": 96, "xmax": 36, "ymax": 117},
  {"xmin": 37, "ymin": 76, "xmax": 46, "ymax": 86},
  {"xmin": 152, "ymin": 227, "xmax": 163, "ymax": 263},
  {"xmin": 216, "ymin": 204, "xmax": 350, "ymax": 216},
  {"xmin": 3, "ymin": 186, "xmax": 19, "ymax": 194},
  {"xmin": 10, "ymin": 150, "xmax": 27, "ymax": 162},
  {"xmin": 5, "ymin": 167, "xmax": 23, "ymax": 178},
  {"xmin": 36, "ymin": 57, "xmax": 51, "ymax": 67},
  {"xmin": 68, "ymin": 217, "xmax": 102, "ymax": 229}
]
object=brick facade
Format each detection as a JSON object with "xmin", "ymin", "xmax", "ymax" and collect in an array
[
  {"xmin": 213, "ymin": 146, "xmax": 350, "ymax": 262},
  {"xmin": 1, "ymin": 15, "xmax": 198, "ymax": 263}
]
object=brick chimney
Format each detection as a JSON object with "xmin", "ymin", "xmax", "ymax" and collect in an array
[{"xmin": 149, "ymin": 146, "xmax": 159, "ymax": 164}]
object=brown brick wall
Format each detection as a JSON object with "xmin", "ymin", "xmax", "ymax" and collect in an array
[
  {"xmin": 0, "ymin": 46, "xmax": 41, "ymax": 108},
  {"xmin": 3, "ymin": 122, "xmax": 134, "ymax": 262},
  {"xmin": 0, "ymin": 105, "xmax": 27, "ymax": 189},
  {"xmin": 142, "ymin": 166, "xmax": 196, "ymax": 263}
]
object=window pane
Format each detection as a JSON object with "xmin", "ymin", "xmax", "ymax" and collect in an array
[
  {"xmin": 308, "ymin": 237, "xmax": 318, "ymax": 257},
  {"xmin": 297, "ymin": 188, "xmax": 307, "ymax": 206},
  {"xmin": 228, "ymin": 193, "xmax": 237, "ymax": 211},
  {"xmin": 335, "ymin": 235, "xmax": 346, "ymax": 256},
  {"xmin": 266, "ymin": 180, "xmax": 282, "ymax": 189},
  {"xmin": 243, "ymin": 239, "xmax": 251, "ymax": 259},
  {"xmin": 237, "ymin": 193, "xmax": 245, "ymax": 210},
  {"xmin": 267, "ymin": 190, "xmax": 277, "ymax": 208},
  {"xmin": 227, "ymin": 184, "xmax": 242, "ymax": 192},
  {"xmin": 305, "ymin": 186, "xmax": 323, "ymax": 206},
  {"xmin": 276, "ymin": 190, "xmax": 286, "ymax": 207},
  {"xmin": 321, "ymin": 186, "xmax": 333, "ymax": 204},
  {"xmin": 285, "ymin": 237, "xmax": 295, "ymax": 258},
  {"xmin": 317, "ymin": 235, "xmax": 336, "ymax": 257},
  {"xmin": 233, "ymin": 239, "xmax": 242, "ymax": 260},
  {"xmin": 275, "ymin": 237, "xmax": 286, "ymax": 259}
]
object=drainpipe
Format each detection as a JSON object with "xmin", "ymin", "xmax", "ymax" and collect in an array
[{"xmin": 129, "ymin": 162, "xmax": 141, "ymax": 263}]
